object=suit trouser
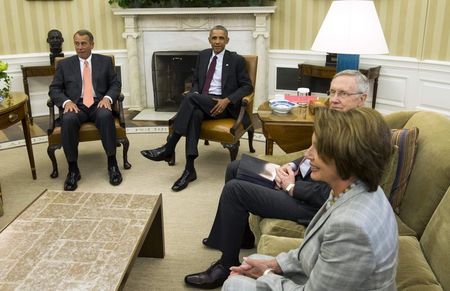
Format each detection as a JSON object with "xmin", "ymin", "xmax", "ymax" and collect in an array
[
  {"xmin": 206, "ymin": 164, "xmax": 318, "ymax": 266},
  {"xmin": 172, "ymin": 92, "xmax": 231, "ymax": 157},
  {"xmin": 61, "ymin": 103, "xmax": 116, "ymax": 162}
]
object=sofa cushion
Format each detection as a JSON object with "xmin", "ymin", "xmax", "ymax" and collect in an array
[
  {"xmin": 389, "ymin": 127, "xmax": 419, "ymax": 214},
  {"xmin": 257, "ymin": 234, "xmax": 302, "ymax": 257},
  {"xmin": 396, "ymin": 214, "xmax": 417, "ymax": 237},
  {"xmin": 396, "ymin": 236, "xmax": 442, "ymax": 290},
  {"xmin": 380, "ymin": 145, "xmax": 399, "ymax": 199},
  {"xmin": 259, "ymin": 218, "xmax": 306, "ymax": 238},
  {"xmin": 420, "ymin": 187, "xmax": 450, "ymax": 290},
  {"xmin": 398, "ymin": 112, "xmax": 450, "ymax": 237}
]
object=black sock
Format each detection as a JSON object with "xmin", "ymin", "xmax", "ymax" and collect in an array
[
  {"xmin": 185, "ymin": 156, "xmax": 195, "ymax": 171},
  {"xmin": 108, "ymin": 155, "xmax": 118, "ymax": 168},
  {"xmin": 165, "ymin": 132, "xmax": 181, "ymax": 154},
  {"xmin": 68, "ymin": 161, "xmax": 79, "ymax": 173}
]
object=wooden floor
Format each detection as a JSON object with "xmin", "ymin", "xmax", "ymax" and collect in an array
[{"xmin": 0, "ymin": 109, "xmax": 262, "ymax": 144}]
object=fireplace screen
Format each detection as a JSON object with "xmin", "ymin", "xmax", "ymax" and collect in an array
[{"xmin": 152, "ymin": 51, "xmax": 199, "ymax": 112}]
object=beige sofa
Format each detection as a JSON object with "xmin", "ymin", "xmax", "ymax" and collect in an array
[{"xmin": 249, "ymin": 111, "xmax": 450, "ymax": 290}]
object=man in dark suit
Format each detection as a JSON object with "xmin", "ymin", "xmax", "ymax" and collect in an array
[
  {"xmin": 49, "ymin": 29, "xmax": 122, "ymax": 191},
  {"xmin": 184, "ymin": 70, "xmax": 370, "ymax": 289},
  {"xmin": 141, "ymin": 25, "xmax": 253, "ymax": 192}
]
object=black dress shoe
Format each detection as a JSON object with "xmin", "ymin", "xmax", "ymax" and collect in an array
[
  {"xmin": 202, "ymin": 237, "xmax": 254, "ymax": 250},
  {"xmin": 171, "ymin": 169, "xmax": 197, "ymax": 192},
  {"xmin": 108, "ymin": 165, "xmax": 123, "ymax": 186},
  {"xmin": 64, "ymin": 171, "xmax": 81, "ymax": 191},
  {"xmin": 184, "ymin": 260, "xmax": 230, "ymax": 289},
  {"xmin": 141, "ymin": 146, "xmax": 173, "ymax": 162}
]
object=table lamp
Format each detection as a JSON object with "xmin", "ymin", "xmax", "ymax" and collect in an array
[{"xmin": 311, "ymin": 0, "xmax": 389, "ymax": 72}]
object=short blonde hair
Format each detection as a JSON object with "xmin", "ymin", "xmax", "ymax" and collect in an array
[{"xmin": 313, "ymin": 107, "xmax": 392, "ymax": 191}]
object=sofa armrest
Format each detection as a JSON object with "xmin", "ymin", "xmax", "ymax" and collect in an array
[{"xmin": 384, "ymin": 111, "xmax": 418, "ymax": 129}]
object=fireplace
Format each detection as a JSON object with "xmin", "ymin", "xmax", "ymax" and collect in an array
[
  {"xmin": 152, "ymin": 51, "xmax": 198, "ymax": 111},
  {"xmin": 112, "ymin": 6, "xmax": 276, "ymax": 111}
]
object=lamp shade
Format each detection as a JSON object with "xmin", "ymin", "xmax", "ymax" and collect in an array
[{"xmin": 311, "ymin": 0, "xmax": 389, "ymax": 55}]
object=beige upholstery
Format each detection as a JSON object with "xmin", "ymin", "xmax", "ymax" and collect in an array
[{"xmin": 46, "ymin": 56, "xmax": 131, "ymax": 178}]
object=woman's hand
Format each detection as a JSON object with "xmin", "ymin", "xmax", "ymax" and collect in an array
[{"xmin": 229, "ymin": 257, "xmax": 281, "ymax": 279}]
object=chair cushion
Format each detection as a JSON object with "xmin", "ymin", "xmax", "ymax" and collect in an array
[
  {"xmin": 257, "ymin": 234, "xmax": 302, "ymax": 257},
  {"xmin": 200, "ymin": 119, "xmax": 240, "ymax": 143},
  {"xmin": 396, "ymin": 214, "xmax": 417, "ymax": 237},
  {"xmin": 389, "ymin": 127, "xmax": 419, "ymax": 214},
  {"xmin": 48, "ymin": 119, "xmax": 125, "ymax": 144},
  {"xmin": 396, "ymin": 236, "xmax": 443, "ymax": 290}
]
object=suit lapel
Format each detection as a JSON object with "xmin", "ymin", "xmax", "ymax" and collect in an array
[
  {"xmin": 221, "ymin": 50, "xmax": 230, "ymax": 90},
  {"xmin": 297, "ymin": 182, "xmax": 366, "ymax": 255},
  {"xmin": 70, "ymin": 56, "xmax": 82, "ymax": 95}
]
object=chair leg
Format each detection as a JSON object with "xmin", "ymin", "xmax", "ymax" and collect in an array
[
  {"xmin": 247, "ymin": 127, "xmax": 256, "ymax": 153},
  {"xmin": 204, "ymin": 140, "xmax": 210, "ymax": 146},
  {"xmin": 119, "ymin": 137, "xmax": 132, "ymax": 169},
  {"xmin": 47, "ymin": 144, "xmax": 61, "ymax": 178},
  {"xmin": 223, "ymin": 141, "xmax": 240, "ymax": 161}
]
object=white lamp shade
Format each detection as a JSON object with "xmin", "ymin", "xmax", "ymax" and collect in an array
[{"xmin": 311, "ymin": 0, "xmax": 389, "ymax": 55}]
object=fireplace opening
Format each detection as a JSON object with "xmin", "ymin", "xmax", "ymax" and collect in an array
[{"xmin": 152, "ymin": 51, "xmax": 199, "ymax": 112}]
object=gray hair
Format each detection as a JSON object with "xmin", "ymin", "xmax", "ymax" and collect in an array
[
  {"xmin": 210, "ymin": 25, "xmax": 228, "ymax": 38},
  {"xmin": 334, "ymin": 70, "xmax": 369, "ymax": 94}
]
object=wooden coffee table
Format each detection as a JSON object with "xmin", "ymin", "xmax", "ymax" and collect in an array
[
  {"xmin": 257, "ymin": 101, "xmax": 314, "ymax": 155},
  {"xmin": 0, "ymin": 190, "xmax": 164, "ymax": 290}
]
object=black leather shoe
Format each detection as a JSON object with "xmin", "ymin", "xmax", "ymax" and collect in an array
[
  {"xmin": 203, "ymin": 237, "xmax": 254, "ymax": 250},
  {"xmin": 64, "ymin": 171, "xmax": 81, "ymax": 191},
  {"xmin": 184, "ymin": 260, "xmax": 230, "ymax": 289},
  {"xmin": 141, "ymin": 146, "xmax": 173, "ymax": 162},
  {"xmin": 108, "ymin": 165, "xmax": 123, "ymax": 186},
  {"xmin": 171, "ymin": 169, "xmax": 197, "ymax": 192}
]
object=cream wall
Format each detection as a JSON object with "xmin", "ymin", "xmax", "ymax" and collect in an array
[
  {"xmin": 0, "ymin": 0, "xmax": 449, "ymax": 61},
  {"xmin": 0, "ymin": 0, "xmax": 125, "ymax": 54},
  {"xmin": 271, "ymin": 0, "xmax": 450, "ymax": 61}
]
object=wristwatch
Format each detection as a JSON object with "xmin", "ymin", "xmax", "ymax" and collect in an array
[{"xmin": 285, "ymin": 183, "xmax": 295, "ymax": 192}]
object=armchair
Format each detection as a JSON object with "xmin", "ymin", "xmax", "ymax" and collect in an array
[
  {"xmin": 168, "ymin": 55, "xmax": 258, "ymax": 164},
  {"xmin": 47, "ymin": 56, "xmax": 131, "ymax": 178}
]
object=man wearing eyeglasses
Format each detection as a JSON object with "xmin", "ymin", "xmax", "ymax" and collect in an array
[
  {"xmin": 184, "ymin": 70, "xmax": 369, "ymax": 289},
  {"xmin": 327, "ymin": 70, "xmax": 367, "ymax": 111}
]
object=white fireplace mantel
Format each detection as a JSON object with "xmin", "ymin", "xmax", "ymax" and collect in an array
[{"xmin": 113, "ymin": 6, "xmax": 276, "ymax": 111}]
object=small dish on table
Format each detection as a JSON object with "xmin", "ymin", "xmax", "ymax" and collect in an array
[{"xmin": 268, "ymin": 100, "xmax": 297, "ymax": 114}]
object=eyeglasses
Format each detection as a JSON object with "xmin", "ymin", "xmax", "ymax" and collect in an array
[{"xmin": 327, "ymin": 89, "xmax": 363, "ymax": 99}]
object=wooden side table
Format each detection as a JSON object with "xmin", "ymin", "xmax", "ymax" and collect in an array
[
  {"xmin": 257, "ymin": 101, "xmax": 315, "ymax": 155},
  {"xmin": 298, "ymin": 64, "xmax": 381, "ymax": 109},
  {"xmin": 21, "ymin": 65, "xmax": 56, "ymax": 124},
  {"xmin": 0, "ymin": 92, "xmax": 37, "ymax": 179}
]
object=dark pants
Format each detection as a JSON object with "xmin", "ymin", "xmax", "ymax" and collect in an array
[
  {"xmin": 172, "ymin": 92, "xmax": 232, "ymax": 157},
  {"xmin": 61, "ymin": 103, "xmax": 116, "ymax": 162},
  {"xmin": 206, "ymin": 160, "xmax": 318, "ymax": 267}
]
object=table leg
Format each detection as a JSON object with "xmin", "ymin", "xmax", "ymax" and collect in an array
[
  {"xmin": 139, "ymin": 202, "xmax": 165, "ymax": 258},
  {"xmin": 21, "ymin": 116, "xmax": 36, "ymax": 179},
  {"xmin": 265, "ymin": 139, "xmax": 274, "ymax": 155}
]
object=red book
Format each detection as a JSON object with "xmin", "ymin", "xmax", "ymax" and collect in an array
[{"xmin": 284, "ymin": 95, "xmax": 319, "ymax": 103}]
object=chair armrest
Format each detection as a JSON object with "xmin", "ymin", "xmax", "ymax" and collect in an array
[
  {"xmin": 47, "ymin": 98, "xmax": 56, "ymax": 135},
  {"xmin": 231, "ymin": 93, "xmax": 253, "ymax": 134},
  {"xmin": 115, "ymin": 93, "xmax": 126, "ymax": 128}
]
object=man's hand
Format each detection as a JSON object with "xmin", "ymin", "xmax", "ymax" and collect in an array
[
  {"xmin": 229, "ymin": 257, "xmax": 281, "ymax": 279},
  {"xmin": 275, "ymin": 164, "xmax": 297, "ymax": 192},
  {"xmin": 97, "ymin": 98, "xmax": 112, "ymax": 111},
  {"xmin": 211, "ymin": 97, "xmax": 230, "ymax": 116},
  {"xmin": 63, "ymin": 101, "xmax": 80, "ymax": 113}
]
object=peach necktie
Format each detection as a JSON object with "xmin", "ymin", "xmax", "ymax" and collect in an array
[{"xmin": 83, "ymin": 60, "xmax": 94, "ymax": 108}]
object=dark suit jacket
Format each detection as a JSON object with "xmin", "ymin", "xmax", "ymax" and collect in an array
[
  {"xmin": 190, "ymin": 49, "xmax": 253, "ymax": 120},
  {"xmin": 49, "ymin": 54, "xmax": 121, "ymax": 108}
]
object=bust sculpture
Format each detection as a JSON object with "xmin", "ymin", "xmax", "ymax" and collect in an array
[{"xmin": 47, "ymin": 29, "xmax": 64, "ymax": 65}]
